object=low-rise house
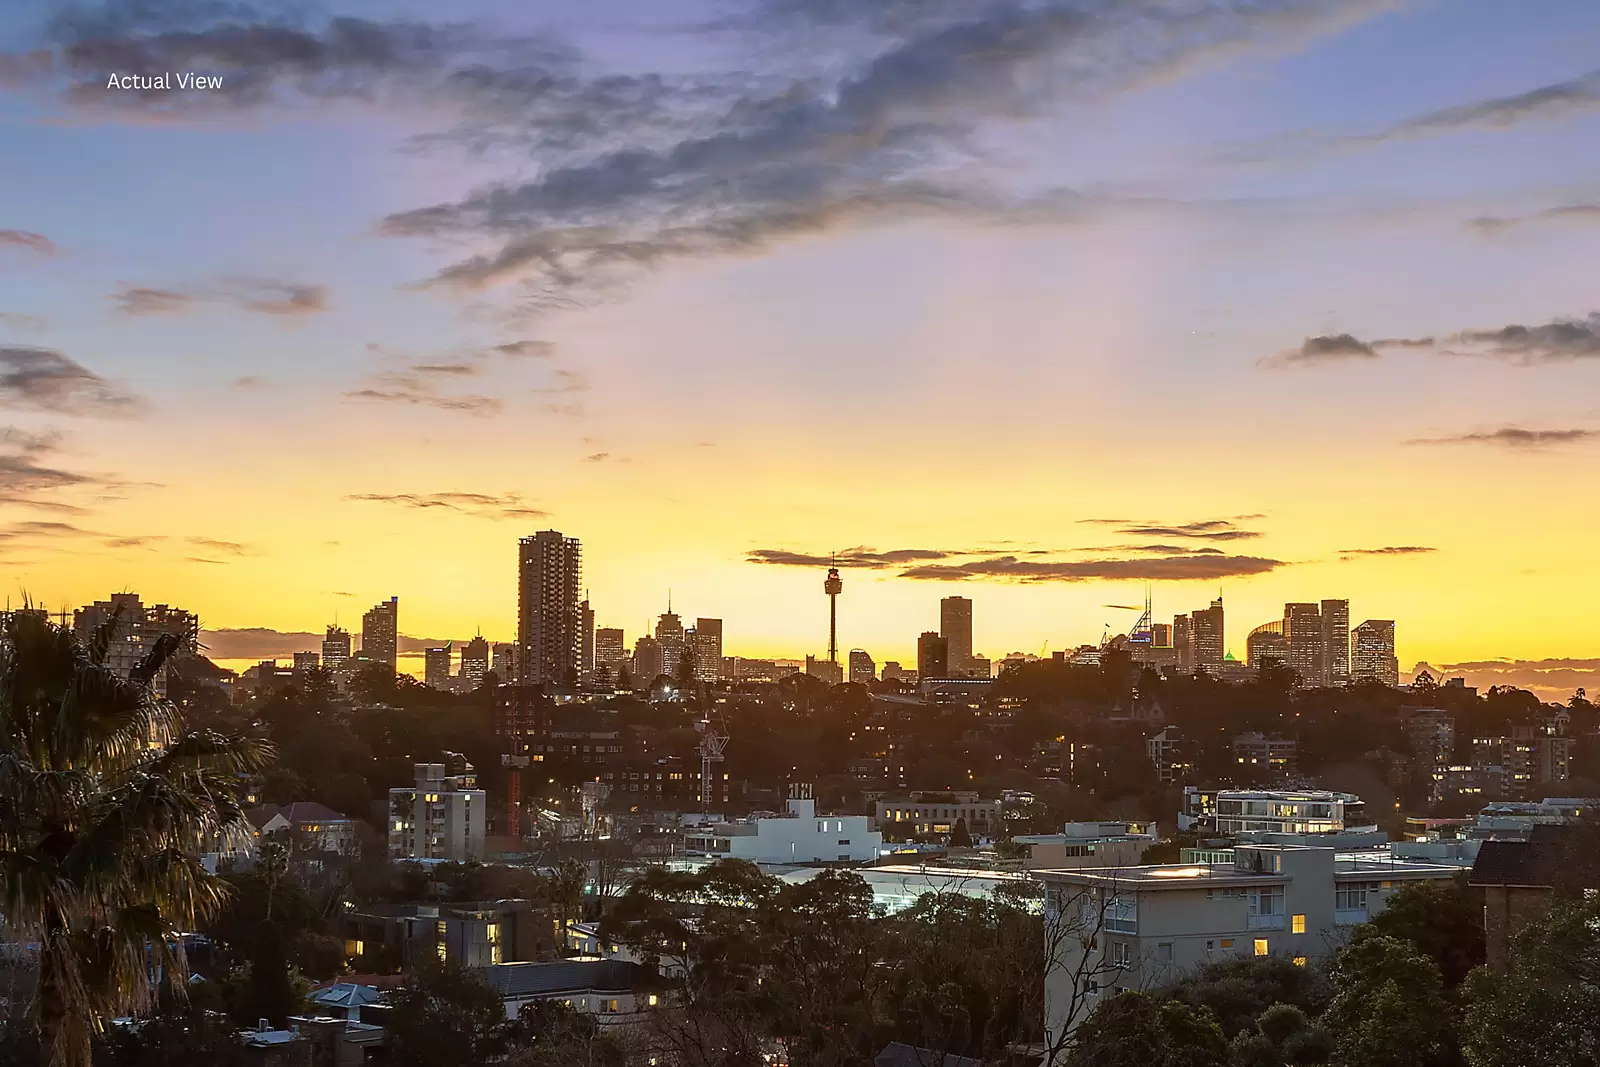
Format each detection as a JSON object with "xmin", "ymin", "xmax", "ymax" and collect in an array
[
  {"xmin": 685, "ymin": 789, "xmax": 881, "ymax": 864},
  {"xmin": 1468, "ymin": 825, "xmax": 1569, "ymax": 967},
  {"xmin": 1035, "ymin": 843, "xmax": 1460, "ymax": 1045},
  {"xmin": 246, "ymin": 802, "xmax": 360, "ymax": 856},
  {"xmin": 475, "ymin": 960, "xmax": 658, "ymax": 1023},
  {"xmin": 342, "ymin": 900, "xmax": 547, "ymax": 970},
  {"xmin": 1010, "ymin": 822, "xmax": 1158, "ymax": 869},
  {"xmin": 875, "ymin": 791, "xmax": 1002, "ymax": 839}
]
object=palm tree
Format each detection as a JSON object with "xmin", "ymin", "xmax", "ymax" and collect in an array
[{"xmin": 0, "ymin": 608, "xmax": 273, "ymax": 1067}]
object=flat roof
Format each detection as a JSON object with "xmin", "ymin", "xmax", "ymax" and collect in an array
[{"xmin": 1035, "ymin": 855, "xmax": 1462, "ymax": 888}]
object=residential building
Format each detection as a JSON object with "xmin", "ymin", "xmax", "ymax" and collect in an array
[
  {"xmin": 685, "ymin": 786, "xmax": 881, "ymax": 863},
  {"xmin": 1407, "ymin": 710, "xmax": 1455, "ymax": 803},
  {"xmin": 917, "ymin": 632, "xmax": 948, "ymax": 680},
  {"xmin": 1146, "ymin": 726, "xmax": 1192, "ymax": 784},
  {"xmin": 1350, "ymin": 620, "xmax": 1398, "ymax": 686},
  {"xmin": 1038, "ymin": 844, "xmax": 1462, "ymax": 1043},
  {"xmin": 594, "ymin": 628, "xmax": 626, "ymax": 682},
  {"xmin": 71, "ymin": 593, "xmax": 197, "ymax": 696},
  {"xmin": 492, "ymin": 642, "xmax": 517, "ymax": 683},
  {"xmin": 322, "ymin": 626, "xmax": 352, "ymax": 672},
  {"xmin": 849, "ymin": 649, "xmax": 876, "ymax": 684},
  {"xmin": 292, "ymin": 651, "xmax": 320, "ymax": 675},
  {"xmin": 246, "ymin": 801, "xmax": 359, "ymax": 856},
  {"xmin": 1212, "ymin": 789, "xmax": 1366, "ymax": 835},
  {"xmin": 1282, "ymin": 602, "xmax": 1324, "ymax": 687},
  {"xmin": 476, "ymin": 960, "xmax": 656, "ymax": 1023},
  {"xmin": 631, "ymin": 635, "xmax": 664, "ymax": 687},
  {"xmin": 1232, "ymin": 733, "xmax": 1297, "ymax": 779},
  {"xmin": 460, "ymin": 635, "xmax": 490, "ymax": 690},
  {"xmin": 1191, "ymin": 598, "xmax": 1224, "ymax": 675},
  {"xmin": 880, "ymin": 661, "xmax": 910, "ymax": 683},
  {"xmin": 518, "ymin": 531, "xmax": 582, "ymax": 686},
  {"xmin": 1320, "ymin": 599, "xmax": 1350, "ymax": 685},
  {"xmin": 874, "ymin": 791, "xmax": 1002, "ymax": 838},
  {"xmin": 804, "ymin": 655, "xmax": 843, "ymax": 685},
  {"xmin": 424, "ymin": 645, "xmax": 452, "ymax": 690},
  {"xmin": 388, "ymin": 762, "xmax": 486, "ymax": 862},
  {"xmin": 361, "ymin": 597, "xmax": 398, "ymax": 672},
  {"xmin": 343, "ymin": 900, "xmax": 553, "ymax": 971},
  {"xmin": 1469, "ymin": 825, "xmax": 1574, "ymax": 967},
  {"xmin": 1010, "ymin": 822, "xmax": 1158, "ymax": 869},
  {"xmin": 941, "ymin": 596, "xmax": 974, "ymax": 675},
  {"xmin": 692, "ymin": 618, "xmax": 722, "ymax": 681}
]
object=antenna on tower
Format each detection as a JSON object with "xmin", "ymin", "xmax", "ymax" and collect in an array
[{"xmin": 824, "ymin": 559, "xmax": 843, "ymax": 665}]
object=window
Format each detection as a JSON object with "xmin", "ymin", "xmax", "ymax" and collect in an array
[
  {"xmin": 838, "ymin": 839, "xmax": 851, "ymax": 845},
  {"xmin": 1156, "ymin": 942, "xmax": 1173, "ymax": 962},
  {"xmin": 1112, "ymin": 941, "xmax": 1132, "ymax": 967},
  {"xmin": 1336, "ymin": 882, "xmax": 1380, "ymax": 911},
  {"xmin": 1292, "ymin": 914, "xmax": 1306, "ymax": 934},
  {"xmin": 602, "ymin": 999, "xmax": 619, "ymax": 1013},
  {"xmin": 647, "ymin": 994, "xmax": 659, "ymax": 1007},
  {"xmin": 1254, "ymin": 939, "xmax": 1269, "ymax": 957},
  {"xmin": 1293, "ymin": 956, "xmax": 1307, "ymax": 967},
  {"xmin": 1220, "ymin": 939, "xmax": 1234, "ymax": 949}
]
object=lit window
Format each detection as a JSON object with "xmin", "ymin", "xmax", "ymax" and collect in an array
[
  {"xmin": 1292, "ymin": 914, "xmax": 1306, "ymax": 934},
  {"xmin": 1254, "ymin": 939, "xmax": 1269, "ymax": 957},
  {"xmin": 1293, "ymin": 956, "xmax": 1307, "ymax": 967},
  {"xmin": 647, "ymin": 994, "xmax": 659, "ymax": 1007}
]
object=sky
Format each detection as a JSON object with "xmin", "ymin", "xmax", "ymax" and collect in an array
[{"xmin": 1, "ymin": 0, "xmax": 1598, "ymax": 696}]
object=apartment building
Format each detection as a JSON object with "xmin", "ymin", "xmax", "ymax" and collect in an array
[
  {"xmin": 1180, "ymin": 788, "xmax": 1367, "ymax": 835},
  {"xmin": 1010, "ymin": 822, "xmax": 1159, "ymax": 869},
  {"xmin": 1036, "ymin": 844, "xmax": 1460, "ymax": 1045},
  {"xmin": 388, "ymin": 763, "xmax": 486, "ymax": 862},
  {"xmin": 685, "ymin": 790, "xmax": 882, "ymax": 864},
  {"xmin": 874, "ymin": 791, "xmax": 1003, "ymax": 838}
]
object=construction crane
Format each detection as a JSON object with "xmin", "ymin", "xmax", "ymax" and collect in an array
[{"xmin": 694, "ymin": 680, "xmax": 728, "ymax": 821}]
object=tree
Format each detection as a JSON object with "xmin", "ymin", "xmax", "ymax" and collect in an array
[
  {"xmin": 949, "ymin": 817, "xmax": 973, "ymax": 848},
  {"xmin": 1321, "ymin": 930, "xmax": 1457, "ymax": 1067},
  {"xmin": 1064, "ymin": 992, "xmax": 1228, "ymax": 1067},
  {"xmin": 0, "ymin": 610, "xmax": 272, "ymax": 1067},
  {"xmin": 387, "ymin": 960, "xmax": 512, "ymax": 1067},
  {"xmin": 1365, "ymin": 876, "xmax": 1484, "ymax": 988},
  {"xmin": 1462, "ymin": 896, "xmax": 1600, "ymax": 1067},
  {"xmin": 1166, "ymin": 957, "xmax": 1329, "ymax": 1039},
  {"xmin": 1228, "ymin": 1003, "xmax": 1333, "ymax": 1066}
]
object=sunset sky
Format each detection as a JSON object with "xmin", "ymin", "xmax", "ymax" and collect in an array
[{"xmin": 1, "ymin": 0, "xmax": 1598, "ymax": 695}]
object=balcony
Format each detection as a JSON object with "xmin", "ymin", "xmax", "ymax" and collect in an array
[
  {"xmin": 1246, "ymin": 914, "xmax": 1285, "ymax": 931},
  {"xmin": 1335, "ymin": 908, "xmax": 1368, "ymax": 926}
]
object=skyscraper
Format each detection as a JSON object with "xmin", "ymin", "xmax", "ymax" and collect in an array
[
  {"xmin": 362, "ymin": 597, "xmax": 398, "ymax": 672},
  {"xmin": 1321, "ymin": 599, "xmax": 1350, "ymax": 686},
  {"xmin": 1246, "ymin": 621, "xmax": 1288, "ymax": 669},
  {"xmin": 1351, "ymin": 620, "xmax": 1399, "ymax": 686},
  {"xmin": 595, "ymin": 628, "xmax": 626, "ymax": 681},
  {"xmin": 1283, "ymin": 602, "xmax": 1324, "ymax": 686},
  {"xmin": 424, "ymin": 645, "xmax": 452, "ymax": 689},
  {"xmin": 1173, "ymin": 614, "xmax": 1192, "ymax": 671},
  {"xmin": 492, "ymin": 643, "xmax": 517, "ymax": 683},
  {"xmin": 292, "ymin": 650, "xmax": 320, "ymax": 674},
  {"xmin": 918, "ymin": 632, "xmax": 948, "ymax": 680},
  {"xmin": 518, "ymin": 531, "xmax": 582, "ymax": 686},
  {"xmin": 632, "ymin": 634, "xmax": 665, "ymax": 686},
  {"xmin": 655, "ymin": 607, "xmax": 685, "ymax": 677},
  {"xmin": 460, "ymin": 635, "xmax": 490, "ymax": 690},
  {"xmin": 580, "ymin": 598, "xmax": 595, "ymax": 681},
  {"xmin": 322, "ymin": 625, "xmax": 352, "ymax": 672},
  {"xmin": 1191, "ymin": 598, "xmax": 1224, "ymax": 674},
  {"xmin": 849, "ymin": 649, "xmax": 875, "ymax": 684},
  {"xmin": 941, "ymin": 596, "xmax": 973, "ymax": 675},
  {"xmin": 693, "ymin": 618, "xmax": 723, "ymax": 682}
]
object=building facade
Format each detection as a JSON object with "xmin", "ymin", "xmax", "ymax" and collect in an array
[
  {"xmin": 692, "ymin": 618, "xmax": 722, "ymax": 682},
  {"xmin": 518, "ymin": 531, "xmax": 583, "ymax": 686},
  {"xmin": 1191, "ymin": 598, "xmax": 1224, "ymax": 674},
  {"xmin": 849, "ymin": 649, "xmax": 876, "ymax": 684},
  {"xmin": 874, "ymin": 791, "xmax": 1002, "ymax": 839},
  {"xmin": 1350, "ymin": 620, "xmax": 1399, "ymax": 686},
  {"xmin": 917, "ymin": 632, "xmax": 948, "ymax": 680},
  {"xmin": 685, "ymin": 790, "xmax": 881, "ymax": 863},
  {"xmin": 388, "ymin": 762, "xmax": 487, "ymax": 862},
  {"xmin": 424, "ymin": 645, "xmax": 452, "ymax": 689},
  {"xmin": 1320, "ymin": 599, "xmax": 1350, "ymax": 685},
  {"xmin": 361, "ymin": 597, "xmax": 399, "ymax": 672},
  {"xmin": 1282, "ymin": 602, "xmax": 1324, "ymax": 687},
  {"xmin": 940, "ymin": 596, "xmax": 974, "ymax": 675},
  {"xmin": 460, "ymin": 636, "xmax": 490, "ymax": 690}
]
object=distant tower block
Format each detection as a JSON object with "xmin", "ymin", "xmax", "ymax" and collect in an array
[{"xmin": 825, "ymin": 566, "xmax": 843, "ymax": 664}]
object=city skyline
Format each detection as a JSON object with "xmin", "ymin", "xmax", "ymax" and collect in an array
[{"xmin": 1, "ymin": 1, "xmax": 1598, "ymax": 698}]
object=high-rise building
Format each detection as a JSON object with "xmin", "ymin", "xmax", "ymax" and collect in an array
[
  {"xmin": 1246, "ymin": 621, "xmax": 1288, "ymax": 669},
  {"xmin": 632, "ymin": 635, "xmax": 665, "ymax": 687},
  {"xmin": 388, "ymin": 762, "xmax": 485, "ymax": 862},
  {"xmin": 1152, "ymin": 622, "xmax": 1172, "ymax": 648},
  {"xmin": 805, "ymin": 655, "xmax": 843, "ymax": 685},
  {"xmin": 1351, "ymin": 620, "xmax": 1399, "ymax": 686},
  {"xmin": 492, "ymin": 642, "xmax": 517, "ymax": 683},
  {"xmin": 518, "ymin": 531, "xmax": 582, "ymax": 686},
  {"xmin": 1173, "ymin": 614, "xmax": 1192, "ymax": 671},
  {"xmin": 72, "ymin": 593, "xmax": 197, "ymax": 696},
  {"xmin": 1320, "ymin": 599, "xmax": 1350, "ymax": 686},
  {"xmin": 692, "ymin": 618, "xmax": 723, "ymax": 682},
  {"xmin": 460, "ymin": 635, "xmax": 490, "ymax": 690},
  {"xmin": 940, "ymin": 596, "xmax": 974, "ymax": 675},
  {"xmin": 322, "ymin": 626, "xmax": 352, "ymax": 672},
  {"xmin": 881, "ymin": 661, "xmax": 908, "ymax": 682},
  {"xmin": 424, "ymin": 644, "xmax": 453, "ymax": 689},
  {"xmin": 595, "ymin": 628, "xmax": 626, "ymax": 681},
  {"xmin": 918, "ymin": 632, "xmax": 949, "ymax": 680},
  {"xmin": 292, "ymin": 650, "xmax": 320, "ymax": 674},
  {"xmin": 655, "ymin": 608, "xmax": 685, "ymax": 677},
  {"xmin": 849, "ymin": 648, "xmax": 875, "ymax": 684},
  {"xmin": 1283, "ymin": 602, "xmax": 1324, "ymax": 687},
  {"xmin": 361, "ymin": 597, "xmax": 398, "ymax": 672},
  {"xmin": 1190, "ymin": 598, "xmax": 1224, "ymax": 674},
  {"xmin": 580, "ymin": 598, "xmax": 595, "ymax": 681}
]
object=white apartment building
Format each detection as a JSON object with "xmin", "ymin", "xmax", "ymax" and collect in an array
[
  {"xmin": 684, "ymin": 793, "xmax": 882, "ymax": 864},
  {"xmin": 1181, "ymin": 788, "xmax": 1367, "ymax": 835},
  {"xmin": 388, "ymin": 763, "xmax": 486, "ymax": 862},
  {"xmin": 874, "ymin": 791, "xmax": 1002, "ymax": 838},
  {"xmin": 1036, "ymin": 843, "xmax": 1459, "ymax": 1046}
]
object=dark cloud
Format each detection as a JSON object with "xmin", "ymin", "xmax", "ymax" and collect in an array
[
  {"xmin": 410, "ymin": 362, "xmax": 480, "ymax": 377},
  {"xmin": 747, "ymin": 547, "xmax": 955, "ymax": 569},
  {"xmin": 1470, "ymin": 203, "xmax": 1600, "ymax": 235},
  {"xmin": 0, "ymin": 230, "xmax": 57, "ymax": 256},
  {"xmin": 113, "ymin": 285, "xmax": 194, "ymax": 316},
  {"xmin": 1339, "ymin": 546, "xmax": 1437, "ymax": 558},
  {"xmin": 1422, "ymin": 657, "xmax": 1600, "ymax": 702},
  {"xmin": 113, "ymin": 279, "xmax": 328, "ymax": 318},
  {"xmin": 899, "ymin": 553, "xmax": 1285, "ymax": 583},
  {"xmin": 0, "ymin": 347, "xmax": 144, "ymax": 416},
  {"xmin": 1117, "ymin": 521, "xmax": 1261, "ymax": 542},
  {"xmin": 376, "ymin": 0, "xmax": 1374, "ymax": 312},
  {"xmin": 1449, "ymin": 312, "xmax": 1600, "ymax": 364},
  {"xmin": 189, "ymin": 536, "xmax": 250, "ymax": 555},
  {"xmin": 1408, "ymin": 427, "xmax": 1595, "ymax": 448},
  {"xmin": 201, "ymin": 626, "xmax": 323, "ymax": 660},
  {"xmin": 343, "ymin": 374, "xmax": 502, "ymax": 416},
  {"xmin": 1261, "ymin": 332, "xmax": 1434, "ymax": 367},
  {"xmin": 583, "ymin": 452, "xmax": 610, "ymax": 462},
  {"xmin": 492, "ymin": 340, "xmax": 556, "ymax": 359},
  {"xmin": 1104, "ymin": 603, "xmax": 1143, "ymax": 611},
  {"xmin": 344, "ymin": 491, "xmax": 547, "ymax": 519},
  {"xmin": 1373, "ymin": 69, "xmax": 1600, "ymax": 141}
]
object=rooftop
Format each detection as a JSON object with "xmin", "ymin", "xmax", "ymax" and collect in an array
[{"xmin": 475, "ymin": 960, "xmax": 642, "ymax": 999}]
